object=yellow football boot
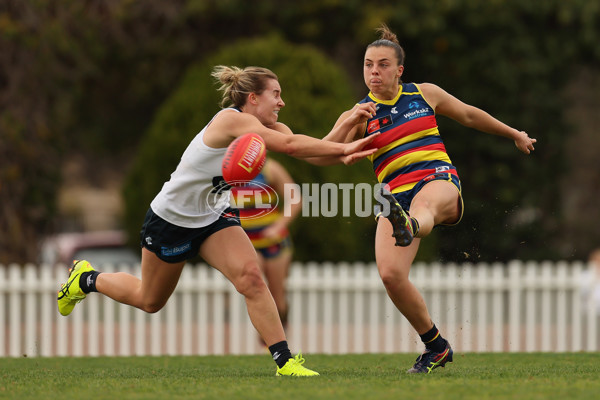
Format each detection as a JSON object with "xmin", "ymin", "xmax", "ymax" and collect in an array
[
  {"xmin": 276, "ymin": 353, "xmax": 320, "ymax": 377},
  {"xmin": 57, "ymin": 260, "xmax": 95, "ymax": 316}
]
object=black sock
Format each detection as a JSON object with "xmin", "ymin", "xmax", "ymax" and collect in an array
[
  {"xmin": 79, "ymin": 271, "xmax": 101, "ymax": 293},
  {"xmin": 420, "ymin": 324, "xmax": 447, "ymax": 353},
  {"xmin": 268, "ymin": 340, "xmax": 292, "ymax": 368}
]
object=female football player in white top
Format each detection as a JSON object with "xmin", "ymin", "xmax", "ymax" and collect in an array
[{"xmin": 58, "ymin": 65, "xmax": 378, "ymax": 376}]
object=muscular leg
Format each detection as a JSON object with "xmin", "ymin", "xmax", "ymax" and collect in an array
[
  {"xmin": 199, "ymin": 226, "xmax": 286, "ymax": 346},
  {"xmin": 95, "ymin": 248, "xmax": 185, "ymax": 313},
  {"xmin": 376, "ymin": 218, "xmax": 433, "ymax": 334}
]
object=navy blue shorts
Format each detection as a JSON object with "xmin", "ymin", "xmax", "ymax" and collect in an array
[
  {"xmin": 139, "ymin": 207, "xmax": 241, "ymax": 263},
  {"xmin": 387, "ymin": 172, "xmax": 464, "ymax": 226}
]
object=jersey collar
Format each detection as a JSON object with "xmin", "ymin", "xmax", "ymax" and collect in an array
[{"xmin": 367, "ymin": 85, "xmax": 402, "ymax": 106}]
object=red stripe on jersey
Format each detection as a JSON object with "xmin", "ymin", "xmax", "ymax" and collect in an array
[
  {"xmin": 365, "ymin": 115, "xmax": 438, "ymax": 150},
  {"xmin": 386, "ymin": 169, "xmax": 435, "ymax": 190}
]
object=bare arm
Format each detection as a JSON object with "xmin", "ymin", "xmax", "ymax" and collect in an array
[
  {"xmin": 204, "ymin": 109, "xmax": 378, "ymax": 159},
  {"xmin": 269, "ymin": 118, "xmax": 378, "ymax": 165},
  {"xmin": 419, "ymin": 83, "xmax": 537, "ymax": 154}
]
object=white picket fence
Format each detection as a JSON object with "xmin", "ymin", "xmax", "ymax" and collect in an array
[{"xmin": 1, "ymin": 261, "xmax": 599, "ymax": 358}]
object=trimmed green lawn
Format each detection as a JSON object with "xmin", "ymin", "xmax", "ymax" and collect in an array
[{"xmin": 1, "ymin": 353, "xmax": 599, "ymax": 400}]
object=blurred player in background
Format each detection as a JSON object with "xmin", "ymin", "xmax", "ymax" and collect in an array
[
  {"xmin": 325, "ymin": 24, "xmax": 537, "ymax": 374},
  {"xmin": 232, "ymin": 158, "xmax": 301, "ymax": 334}
]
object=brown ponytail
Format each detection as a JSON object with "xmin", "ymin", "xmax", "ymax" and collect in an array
[{"xmin": 367, "ymin": 23, "xmax": 406, "ymax": 66}]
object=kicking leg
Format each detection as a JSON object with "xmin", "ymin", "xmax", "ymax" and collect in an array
[{"xmin": 95, "ymin": 248, "xmax": 185, "ymax": 313}]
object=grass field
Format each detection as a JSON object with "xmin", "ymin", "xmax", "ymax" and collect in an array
[{"xmin": 1, "ymin": 353, "xmax": 599, "ymax": 400}]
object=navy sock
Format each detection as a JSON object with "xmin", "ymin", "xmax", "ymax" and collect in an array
[
  {"xmin": 268, "ymin": 340, "xmax": 292, "ymax": 368},
  {"xmin": 79, "ymin": 271, "xmax": 101, "ymax": 293},
  {"xmin": 410, "ymin": 217, "xmax": 420, "ymax": 236},
  {"xmin": 420, "ymin": 324, "xmax": 447, "ymax": 353}
]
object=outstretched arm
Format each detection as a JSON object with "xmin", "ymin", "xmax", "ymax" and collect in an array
[
  {"xmin": 204, "ymin": 109, "xmax": 379, "ymax": 160},
  {"xmin": 419, "ymin": 83, "xmax": 537, "ymax": 154},
  {"xmin": 275, "ymin": 120, "xmax": 379, "ymax": 166}
]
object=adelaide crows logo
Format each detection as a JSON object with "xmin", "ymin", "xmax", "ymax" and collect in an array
[{"xmin": 367, "ymin": 115, "xmax": 393, "ymax": 133}]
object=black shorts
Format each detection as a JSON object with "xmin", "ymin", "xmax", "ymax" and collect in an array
[{"xmin": 139, "ymin": 207, "xmax": 241, "ymax": 263}]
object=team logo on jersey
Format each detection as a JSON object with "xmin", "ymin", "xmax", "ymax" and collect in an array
[
  {"xmin": 367, "ymin": 115, "xmax": 393, "ymax": 133},
  {"xmin": 210, "ymin": 176, "xmax": 232, "ymax": 193}
]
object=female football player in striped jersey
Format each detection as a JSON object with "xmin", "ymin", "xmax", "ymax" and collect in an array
[{"xmin": 326, "ymin": 24, "xmax": 536, "ymax": 373}]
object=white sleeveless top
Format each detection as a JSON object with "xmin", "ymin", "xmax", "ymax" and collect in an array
[{"xmin": 150, "ymin": 108, "xmax": 237, "ymax": 228}]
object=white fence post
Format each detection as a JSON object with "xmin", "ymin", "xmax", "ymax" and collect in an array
[
  {"xmin": 524, "ymin": 262, "xmax": 537, "ymax": 352},
  {"xmin": 460, "ymin": 264, "xmax": 474, "ymax": 353},
  {"xmin": 571, "ymin": 262, "xmax": 583, "ymax": 352},
  {"xmin": 556, "ymin": 262, "xmax": 568, "ymax": 352},
  {"xmin": 322, "ymin": 262, "xmax": 335, "ymax": 354},
  {"xmin": 9, "ymin": 264, "xmax": 22, "ymax": 357},
  {"xmin": 584, "ymin": 262, "xmax": 598, "ymax": 351},
  {"xmin": 508, "ymin": 260, "xmax": 522, "ymax": 352},
  {"xmin": 24, "ymin": 264, "xmax": 37, "ymax": 357},
  {"xmin": 541, "ymin": 261, "xmax": 553, "ymax": 351},
  {"xmin": 306, "ymin": 262, "xmax": 319, "ymax": 353},
  {"xmin": 337, "ymin": 262, "xmax": 350, "ymax": 354},
  {"xmin": 491, "ymin": 263, "xmax": 504, "ymax": 352},
  {"xmin": 446, "ymin": 263, "xmax": 458, "ymax": 350},
  {"xmin": 475, "ymin": 263, "xmax": 488, "ymax": 352},
  {"xmin": 368, "ymin": 262, "xmax": 380, "ymax": 354}
]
